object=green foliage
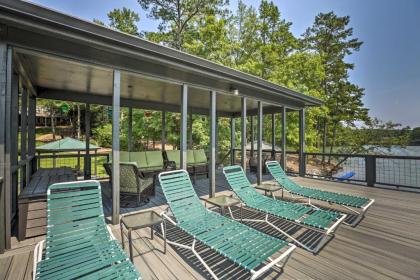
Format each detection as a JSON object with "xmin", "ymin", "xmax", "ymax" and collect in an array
[
  {"xmin": 410, "ymin": 127, "xmax": 420, "ymax": 145},
  {"xmin": 336, "ymin": 118, "xmax": 410, "ymax": 154},
  {"xmin": 302, "ymin": 12, "xmax": 369, "ymax": 153},
  {"xmin": 138, "ymin": 0, "xmax": 228, "ymax": 50},
  {"xmin": 93, "ymin": 123, "xmax": 113, "ymax": 147},
  {"xmin": 108, "ymin": 8, "xmax": 140, "ymax": 35},
  {"xmin": 79, "ymin": 2, "xmax": 405, "ymax": 155}
]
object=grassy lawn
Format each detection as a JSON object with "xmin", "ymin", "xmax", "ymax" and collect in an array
[{"xmin": 38, "ymin": 153, "xmax": 109, "ymax": 178}]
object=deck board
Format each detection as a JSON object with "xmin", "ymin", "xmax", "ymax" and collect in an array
[{"xmin": 2, "ymin": 172, "xmax": 420, "ymax": 279}]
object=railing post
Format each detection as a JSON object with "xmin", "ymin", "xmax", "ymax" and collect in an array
[
  {"xmin": 230, "ymin": 117, "xmax": 235, "ymax": 165},
  {"xmin": 298, "ymin": 108, "xmax": 305, "ymax": 177},
  {"xmin": 365, "ymin": 155, "xmax": 376, "ymax": 187},
  {"xmin": 180, "ymin": 84, "xmax": 188, "ymax": 170},
  {"xmin": 209, "ymin": 90, "xmax": 216, "ymax": 197}
]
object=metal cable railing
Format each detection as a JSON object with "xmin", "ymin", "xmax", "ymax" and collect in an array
[
  {"xmin": 231, "ymin": 148, "xmax": 420, "ymax": 190},
  {"xmin": 36, "ymin": 153, "xmax": 110, "ymax": 179}
]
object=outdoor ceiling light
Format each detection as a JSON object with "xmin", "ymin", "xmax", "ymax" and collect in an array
[{"xmin": 230, "ymin": 86, "xmax": 239, "ymax": 96}]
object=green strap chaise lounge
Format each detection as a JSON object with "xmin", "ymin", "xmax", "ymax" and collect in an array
[
  {"xmin": 158, "ymin": 170, "xmax": 296, "ymax": 280},
  {"xmin": 265, "ymin": 161, "xmax": 375, "ymax": 227},
  {"xmin": 222, "ymin": 165, "xmax": 347, "ymax": 254},
  {"xmin": 33, "ymin": 180, "xmax": 141, "ymax": 280}
]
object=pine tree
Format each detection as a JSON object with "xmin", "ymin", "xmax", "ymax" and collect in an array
[
  {"xmin": 303, "ymin": 12, "xmax": 367, "ymax": 155},
  {"xmin": 138, "ymin": 0, "xmax": 228, "ymax": 50}
]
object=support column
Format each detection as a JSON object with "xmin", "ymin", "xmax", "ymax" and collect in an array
[
  {"xmin": 10, "ymin": 72, "xmax": 18, "ymax": 239},
  {"xmin": 112, "ymin": 70, "xmax": 121, "ymax": 225},
  {"xmin": 215, "ymin": 114, "xmax": 218, "ymax": 165},
  {"xmin": 180, "ymin": 84, "xmax": 188, "ymax": 170},
  {"xmin": 281, "ymin": 107, "xmax": 286, "ymax": 169},
  {"xmin": 257, "ymin": 102, "xmax": 263, "ymax": 185},
  {"xmin": 84, "ymin": 103, "xmax": 91, "ymax": 179},
  {"xmin": 0, "ymin": 44, "xmax": 11, "ymax": 251},
  {"xmin": 230, "ymin": 117, "xmax": 235, "ymax": 165},
  {"xmin": 21, "ymin": 87, "xmax": 28, "ymax": 189},
  {"xmin": 0, "ymin": 45, "xmax": 3, "ymax": 254},
  {"xmin": 28, "ymin": 95, "xmax": 36, "ymax": 176},
  {"xmin": 128, "ymin": 107, "xmax": 133, "ymax": 152},
  {"xmin": 189, "ymin": 110, "xmax": 193, "ymax": 148},
  {"xmin": 209, "ymin": 91, "xmax": 216, "ymax": 197},
  {"xmin": 241, "ymin": 97, "xmax": 247, "ymax": 171},
  {"xmin": 271, "ymin": 113, "xmax": 275, "ymax": 159},
  {"xmin": 250, "ymin": 116, "xmax": 254, "ymax": 157},
  {"xmin": 161, "ymin": 111, "xmax": 166, "ymax": 151},
  {"xmin": 299, "ymin": 108, "xmax": 306, "ymax": 177}
]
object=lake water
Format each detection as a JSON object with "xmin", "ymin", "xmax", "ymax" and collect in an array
[{"xmin": 339, "ymin": 146, "xmax": 420, "ymax": 188}]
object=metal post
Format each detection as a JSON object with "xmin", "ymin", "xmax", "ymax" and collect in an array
[
  {"xmin": 271, "ymin": 113, "xmax": 275, "ymax": 159},
  {"xmin": 257, "ymin": 102, "xmax": 263, "ymax": 185},
  {"xmin": 230, "ymin": 117, "xmax": 235, "ymax": 165},
  {"xmin": 0, "ymin": 44, "xmax": 10, "ymax": 251},
  {"xmin": 28, "ymin": 95, "xmax": 36, "ymax": 176},
  {"xmin": 162, "ymin": 110, "xmax": 166, "ymax": 151},
  {"xmin": 128, "ymin": 107, "xmax": 133, "ymax": 152},
  {"xmin": 21, "ymin": 87, "xmax": 28, "ymax": 189},
  {"xmin": 94, "ymin": 149, "xmax": 97, "ymax": 178},
  {"xmin": 180, "ymin": 84, "xmax": 188, "ymax": 170},
  {"xmin": 209, "ymin": 91, "xmax": 216, "ymax": 197},
  {"xmin": 112, "ymin": 70, "xmax": 121, "ymax": 225},
  {"xmin": 366, "ymin": 156, "xmax": 376, "ymax": 187},
  {"xmin": 77, "ymin": 151, "xmax": 81, "ymax": 171},
  {"xmin": 189, "ymin": 110, "xmax": 193, "ymax": 148},
  {"xmin": 281, "ymin": 107, "xmax": 286, "ymax": 169},
  {"xmin": 0, "ymin": 48, "xmax": 6, "ymax": 250},
  {"xmin": 241, "ymin": 97, "xmax": 247, "ymax": 171},
  {"xmin": 215, "ymin": 114, "xmax": 219, "ymax": 165},
  {"xmin": 250, "ymin": 116, "xmax": 254, "ymax": 157},
  {"xmin": 10, "ymin": 72, "xmax": 18, "ymax": 233},
  {"xmin": 299, "ymin": 108, "xmax": 306, "ymax": 177},
  {"xmin": 84, "ymin": 103, "xmax": 91, "ymax": 179}
]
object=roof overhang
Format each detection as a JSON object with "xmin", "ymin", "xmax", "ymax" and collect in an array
[{"xmin": 0, "ymin": 0, "xmax": 323, "ymax": 116}]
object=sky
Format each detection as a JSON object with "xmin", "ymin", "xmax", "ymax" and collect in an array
[{"xmin": 29, "ymin": 0, "xmax": 420, "ymax": 128}]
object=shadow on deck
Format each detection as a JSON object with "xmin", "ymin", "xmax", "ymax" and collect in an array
[
  {"xmin": 100, "ymin": 171, "xmax": 420, "ymax": 280},
  {"xmin": 2, "ymin": 171, "xmax": 420, "ymax": 280}
]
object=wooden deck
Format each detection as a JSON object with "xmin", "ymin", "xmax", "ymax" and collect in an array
[{"xmin": 2, "ymin": 172, "xmax": 420, "ymax": 280}]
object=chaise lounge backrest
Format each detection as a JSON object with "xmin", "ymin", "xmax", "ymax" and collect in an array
[
  {"xmin": 34, "ymin": 180, "xmax": 141, "ymax": 279},
  {"xmin": 159, "ymin": 170, "xmax": 207, "ymax": 223}
]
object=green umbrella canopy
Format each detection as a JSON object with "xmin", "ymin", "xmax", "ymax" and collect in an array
[{"xmin": 36, "ymin": 137, "xmax": 100, "ymax": 152}]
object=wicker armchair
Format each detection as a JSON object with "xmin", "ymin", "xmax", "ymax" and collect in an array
[{"xmin": 104, "ymin": 162, "xmax": 154, "ymax": 206}]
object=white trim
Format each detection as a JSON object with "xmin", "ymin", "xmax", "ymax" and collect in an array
[
  {"xmin": 250, "ymin": 244, "xmax": 296, "ymax": 280},
  {"xmin": 33, "ymin": 239, "xmax": 45, "ymax": 280}
]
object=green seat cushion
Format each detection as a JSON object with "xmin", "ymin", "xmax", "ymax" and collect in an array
[
  {"xmin": 166, "ymin": 150, "xmax": 180, "ymax": 168},
  {"xmin": 145, "ymin": 151, "xmax": 164, "ymax": 169},
  {"xmin": 120, "ymin": 151, "xmax": 130, "ymax": 162},
  {"xmin": 130, "ymin": 152, "xmax": 148, "ymax": 169},
  {"xmin": 187, "ymin": 150, "xmax": 195, "ymax": 165},
  {"xmin": 193, "ymin": 149, "xmax": 207, "ymax": 164},
  {"xmin": 120, "ymin": 161, "xmax": 138, "ymax": 167}
]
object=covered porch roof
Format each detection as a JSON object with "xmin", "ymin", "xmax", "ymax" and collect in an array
[{"xmin": 0, "ymin": 0, "xmax": 321, "ymax": 115}]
